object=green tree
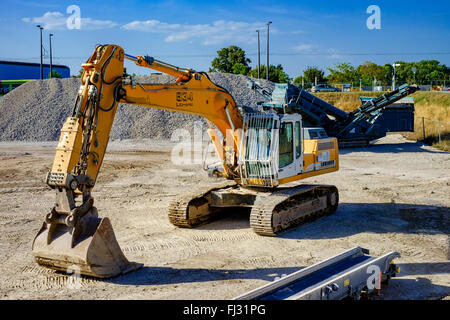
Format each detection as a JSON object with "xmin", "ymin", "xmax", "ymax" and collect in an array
[
  {"xmin": 48, "ymin": 70, "xmax": 62, "ymax": 78},
  {"xmin": 298, "ymin": 66, "xmax": 326, "ymax": 85},
  {"xmin": 248, "ymin": 64, "xmax": 290, "ymax": 83},
  {"xmin": 380, "ymin": 60, "xmax": 449, "ymax": 86},
  {"xmin": 357, "ymin": 61, "xmax": 385, "ymax": 86},
  {"xmin": 209, "ymin": 46, "xmax": 251, "ymax": 74},
  {"xmin": 327, "ymin": 62, "xmax": 360, "ymax": 84},
  {"xmin": 232, "ymin": 63, "xmax": 250, "ymax": 75},
  {"xmin": 382, "ymin": 64, "xmax": 393, "ymax": 86},
  {"xmin": 398, "ymin": 60, "xmax": 449, "ymax": 85},
  {"xmin": 293, "ymin": 76, "xmax": 303, "ymax": 87},
  {"xmin": 393, "ymin": 61, "xmax": 416, "ymax": 85}
]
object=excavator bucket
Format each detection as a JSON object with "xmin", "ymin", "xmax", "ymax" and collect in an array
[{"xmin": 32, "ymin": 208, "xmax": 142, "ymax": 278}]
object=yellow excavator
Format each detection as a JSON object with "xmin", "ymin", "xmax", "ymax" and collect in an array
[{"xmin": 32, "ymin": 44, "xmax": 339, "ymax": 278}]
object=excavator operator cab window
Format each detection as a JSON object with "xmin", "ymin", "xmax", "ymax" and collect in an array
[
  {"xmin": 318, "ymin": 129, "xmax": 328, "ymax": 138},
  {"xmin": 279, "ymin": 122, "xmax": 293, "ymax": 168},
  {"xmin": 309, "ymin": 131, "xmax": 318, "ymax": 139}
]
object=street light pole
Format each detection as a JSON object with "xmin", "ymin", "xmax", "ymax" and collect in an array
[
  {"xmin": 392, "ymin": 63, "xmax": 400, "ymax": 91},
  {"xmin": 256, "ymin": 30, "xmax": 260, "ymax": 79},
  {"xmin": 49, "ymin": 33, "xmax": 53, "ymax": 78},
  {"xmin": 266, "ymin": 21, "xmax": 272, "ymax": 81},
  {"xmin": 412, "ymin": 66, "xmax": 417, "ymax": 85},
  {"xmin": 37, "ymin": 25, "xmax": 43, "ymax": 80}
]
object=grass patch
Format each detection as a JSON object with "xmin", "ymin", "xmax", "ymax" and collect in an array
[
  {"xmin": 314, "ymin": 91, "xmax": 384, "ymax": 112},
  {"xmin": 432, "ymin": 139, "xmax": 450, "ymax": 152},
  {"xmin": 410, "ymin": 132, "xmax": 450, "ymax": 152},
  {"xmin": 314, "ymin": 91, "xmax": 450, "ymax": 118}
]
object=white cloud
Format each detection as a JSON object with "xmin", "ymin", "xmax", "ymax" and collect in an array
[
  {"xmin": 293, "ymin": 43, "xmax": 315, "ymax": 52},
  {"xmin": 22, "ymin": 12, "xmax": 66, "ymax": 30},
  {"xmin": 22, "ymin": 11, "xmax": 117, "ymax": 30},
  {"xmin": 122, "ymin": 19, "xmax": 266, "ymax": 45},
  {"xmin": 122, "ymin": 19, "xmax": 182, "ymax": 32},
  {"xmin": 80, "ymin": 18, "xmax": 118, "ymax": 30},
  {"xmin": 325, "ymin": 48, "xmax": 343, "ymax": 59},
  {"xmin": 290, "ymin": 30, "xmax": 307, "ymax": 35}
]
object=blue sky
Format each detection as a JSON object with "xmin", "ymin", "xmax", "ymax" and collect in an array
[{"xmin": 1, "ymin": 0, "xmax": 449, "ymax": 77}]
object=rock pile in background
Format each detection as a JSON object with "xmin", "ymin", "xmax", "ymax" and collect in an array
[{"xmin": 0, "ymin": 73, "xmax": 273, "ymax": 141}]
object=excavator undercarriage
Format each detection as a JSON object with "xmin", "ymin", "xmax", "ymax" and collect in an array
[{"xmin": 168, "ymin": 183, "xmax": 338, "ymax": 236}]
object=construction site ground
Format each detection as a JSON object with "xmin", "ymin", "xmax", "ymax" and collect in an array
[{"xmin": 0, "ymin": 134, "xmax": 448, "ymax": 300}]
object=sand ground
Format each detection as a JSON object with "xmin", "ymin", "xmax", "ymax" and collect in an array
[{"xmin": 0, "ymin": 134, "xmax": 448, "ymax": 300}]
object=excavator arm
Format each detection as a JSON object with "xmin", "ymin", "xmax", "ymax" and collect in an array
[
  {"xmin": 122, "ymin": 54, "xmax": 244, "ymax": 177},
  {"xmin": 32, "ymin": 44, "xmax": 245, "ymax": 278}
]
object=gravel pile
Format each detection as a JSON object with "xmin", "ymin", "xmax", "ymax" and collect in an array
[{"xmin": 0, "ymin": 73, "xmax": 274, "ymax": 141}]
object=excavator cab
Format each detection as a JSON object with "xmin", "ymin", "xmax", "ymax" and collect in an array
[{"xmin": 240, "ymin": 112, "xmax": 338, "ymax": 187}]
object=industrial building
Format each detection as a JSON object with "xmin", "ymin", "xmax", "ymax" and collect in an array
[
  {"xmin": 0, "ymin": 60, "xmax": 70, "ymax": 96},
  {"xmin": 0, "ymin": 60, "xmax": 70, "ymax": 80}
]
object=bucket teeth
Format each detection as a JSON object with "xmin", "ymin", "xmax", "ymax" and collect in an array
[{"xmin": 32, "ymin": 208, "xmax": 142, "ymax": 278}]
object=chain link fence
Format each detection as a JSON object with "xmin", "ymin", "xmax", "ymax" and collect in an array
[{"xmin": 405, "ymin": 117, "xmax": 450, "ymax": 151}]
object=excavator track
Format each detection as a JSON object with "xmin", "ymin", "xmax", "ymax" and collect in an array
[
  {"xmin": 168, "ymin": 181, "xmax": 237, "ymax": 228},
  {"xmin": 169, "ymin": 182, "xmax": 338, "ymax": 236},
  {"xmin": 250, "ymin": 184, "xmax": 338, "ymax": 236}
]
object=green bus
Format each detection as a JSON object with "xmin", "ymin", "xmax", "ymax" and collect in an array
[{"xmin": 0, "ymin": 80, "xmax": 33, "ymax": 96}]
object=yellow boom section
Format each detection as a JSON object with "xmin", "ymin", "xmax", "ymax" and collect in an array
[
  {"xmin": 122, "ymin": 53, "xmax": 244, "ymax": 177},
  {"xmin": 121, "ymin": 76, "xmax": 243, "ymax": 151}
]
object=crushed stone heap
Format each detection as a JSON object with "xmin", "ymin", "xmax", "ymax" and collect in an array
[{"xmin": 0, "ymin": 73, "xmax": 274, "ymax": 141}]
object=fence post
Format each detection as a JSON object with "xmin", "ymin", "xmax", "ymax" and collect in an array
[
  {"xmin": 422, "ymin": 117, "xmax": 426, "ymax": 140},
  {"xmin": 438, "ymin": 121, "xmax": 441, "ymax": 144}
]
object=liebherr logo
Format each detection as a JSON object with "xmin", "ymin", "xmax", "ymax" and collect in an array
[{"xmin": 176, "ymin": 92, "xmax": 194, "ymax": 107}]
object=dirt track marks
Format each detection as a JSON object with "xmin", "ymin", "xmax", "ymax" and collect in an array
[{"xmin": 188, "ymin": 231, "xmax": 259, "ymax": 242}]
